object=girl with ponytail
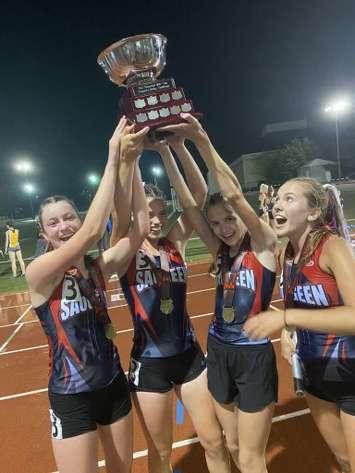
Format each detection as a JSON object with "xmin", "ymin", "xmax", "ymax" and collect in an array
[{"xmin": 244, "ymin": 177, "xmax": 355, "ymax": 472}]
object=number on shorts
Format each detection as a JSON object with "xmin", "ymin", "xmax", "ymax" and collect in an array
[
  {"xmin": 49, "ymin": 409, "xmax": 63, "ymax": 440},
  {"xmin": 129, "ymin": 358, "xmax": 142, "ymax": 387}
]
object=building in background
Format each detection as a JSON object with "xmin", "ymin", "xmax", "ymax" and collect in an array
[
  {"xmin": 297, "ymin": 158, "xmax": 336, "ymax": 182},
  {"xmin": 261, "ymin": 119, "xmax": 309, "ymax": 148},
  {"xmin": 229, "ymin": 150, "xmax": 283, "ymax": 190}
]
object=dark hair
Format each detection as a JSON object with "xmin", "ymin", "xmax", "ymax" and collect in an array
[
  {"xmin": 206, "ymin": 192, "xmax": 224, "ymax": 209},
  {"xmin": 6, "ymin": 221, "xmax": 14, "ymax": 228},
  {"xmin": 143, "ymin": 183, "xmax": 165, "ymax": 200},
  {"xmin": 284, "ymin": 178, "xmax": 350, "ymax": 265},
  {"xmin": 37, "ymin": 195, "xmax": 81, "ymax": 231}
]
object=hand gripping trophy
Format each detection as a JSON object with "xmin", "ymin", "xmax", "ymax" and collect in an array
[{"xmin": 97, "ymin": 33, "xmax": 201, "ymax": 130}]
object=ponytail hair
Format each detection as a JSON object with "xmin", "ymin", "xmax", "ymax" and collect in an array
[{"xmin": 322, "ymin": 183, "xmax": 350, "ymax": 242}]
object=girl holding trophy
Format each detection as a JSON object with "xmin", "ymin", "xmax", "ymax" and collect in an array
[
  {"xmin": 113, "ymin": 134, "xmax": 231, "ymax": 473},
  {"xmin": 26, "ymin": 118, "xmax": 149, "ymax": 473},
  {"xmin": 150, "ymin": 114, "xmax": 278, "ymax": 473},
  {"xmin": 244, "ymin": 179, "xmax": 355, "ymax": 473}
]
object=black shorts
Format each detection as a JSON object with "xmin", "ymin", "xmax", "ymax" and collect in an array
[
  {"xmin": 207, "ymin": 335, "xmax": 278, "ymax": 412},
  {"xmin": 305, "ymin": 379, "xmax": 355, "ymax": 415},
  {"xmin": 48, "ymin": 369, "xmax": 132, "ymax": 440},
  {"xmin": 129, "ymin": 342, "xmax": 206, "ymax": 392}
]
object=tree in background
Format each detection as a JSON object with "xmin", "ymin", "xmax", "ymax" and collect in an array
[{"xmin": 265, "ymin": 138, "xmax": 321, "ymax": 184}]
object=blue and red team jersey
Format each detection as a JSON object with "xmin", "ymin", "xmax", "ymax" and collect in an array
[
  {"xmin": 120, "ymin": 238, "xmax": 195, "ymax": 358},
  {"xmin": 209, "ymin": 236, "xmax": 276, "ymax": 345},
  {"xmin": 284, "ymin": 233, "xmax": 355, "ymax": 383},
  {"xmin": 35, "ymin": 259, "xmax": 120, "ymax": 395}
]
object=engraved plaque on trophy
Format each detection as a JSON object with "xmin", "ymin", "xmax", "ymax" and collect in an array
[{"xmin": 97, "ymin": 33, "xmax": 201, "ymax": 129}]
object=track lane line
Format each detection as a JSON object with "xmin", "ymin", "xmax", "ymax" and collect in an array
[
  {"xmin": 0, "ymin": 298, "xmax": 284, "ymax": 356},
  {"xmin": 0, "ymin": 285, "xmax": 216, "ymax": 329},
  {"xmin": 0, "ymin": 305, "xmax": 33, "ymax": 353},
  {"xmin": 0, "ymin": 337, "xmax": 282, "ymax": 399},
  {"xmin": 50, "ymin": 407, "xmax": 311, "ymax": 472}
]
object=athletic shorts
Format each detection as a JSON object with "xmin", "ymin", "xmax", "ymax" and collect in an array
[
  {"xmin": 8, "ymin": 246, "xmax": 20, "ymax": 252},
  {"xmin": 129, "ymin": 342, "xmax": 206, "ymax": 392},
  {"xmin": 48, "ymin": 369, "xmax": 131, "ymax": 440},
  {"xmin": 207, "ymin": 335, "xmax": 278, "ymax": 412},
  {"xmin": 305, "ymin": 379, "xmax": 355, "ymax": 415}
]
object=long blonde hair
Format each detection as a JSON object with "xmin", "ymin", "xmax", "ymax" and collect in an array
[{"xmin": 284, "ymin": 178, "xmax": 350, "ymax": 265}]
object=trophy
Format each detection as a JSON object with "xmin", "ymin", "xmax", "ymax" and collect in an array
[{"xmin": 97, "ymin": 33, "xmax": 201, "ymax": 130}]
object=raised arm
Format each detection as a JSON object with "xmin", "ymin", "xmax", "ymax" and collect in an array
[
  {"xmin": 167, "ymin": 136, "xmax": 207, "ymax": 208},
  {"xmin": 26, "ymin": 118, "xmax": 134, "ymax": 291},
  {"xmin": 144, "ymin": 138, "xmax": 220, "ymax": 258},
  {"xmin": 159, "ymin": 114, "xmax": 277, "ymax": 253},
  {"xmin": 110, "ymin": 123, "xmax": 136, "ymax": 245},
  {"xmin": 100, "ymin": 162, "xmax": 149, "ymax": 278}
]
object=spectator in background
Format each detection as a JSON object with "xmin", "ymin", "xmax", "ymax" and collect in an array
[
  {"xmin": 4, "ymin": 221, "xmax": 26, "ymax": 277},
  {"xmin": 258, "ymin": 183, "xmax": 269, "ymax": 220}
]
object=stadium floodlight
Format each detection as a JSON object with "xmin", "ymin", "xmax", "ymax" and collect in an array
[
  {"xmin": 13, "ymin": 159, "xmax": 34, "ymax": 174},
  {"xmin": 324, "ymin": 97, "xmax": 351, "ymax": 178},
  {"xmin": 324, "ymin": 98, "xmax": 351, "ymax": 115},
  {"xmin": 22, "ymin": 182, "xmax": 36, "ymax": 218},
  {"xmin": 23, "ymin": 182, "xmax": 35, "ymax": 194},
  {"xmin": 151, "ymin": 166, "xmax": 163, "ymax": 186},
  {"xmin": 151, "ymin": 166, "xmax": 163, "ymax": 177},
  {"xmin": 87, "ymin": 173, "xmax": 100, "ymax": 186}
]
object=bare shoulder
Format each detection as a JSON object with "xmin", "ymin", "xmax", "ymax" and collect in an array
[
  {"xmin": 323, "ymin": 233, "xmax": 353, "ymax": 255},
  {"xmin": 320, "ymin": 234, "xmax": 354, "ymax": 271},
  {"xmin": 26, "ymin": 257, "xmax": 62, "ymax": 305}
]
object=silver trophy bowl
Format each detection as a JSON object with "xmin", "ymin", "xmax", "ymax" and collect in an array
[{"xmin": 97, "ymin": 33, "xmax": 167, "ymax": 87}]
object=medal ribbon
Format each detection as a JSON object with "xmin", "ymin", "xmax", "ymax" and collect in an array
[
  {"xmin": 222, "ymin": 252, "xmax": 246, "ymax": 309},
  {"xmin": 220, "ymin": 233, "xmax": 249, "ymax": 310},
  {"xmin": 142, "ymin": 242, "xmax": 172, "ymax": 301},
  {"xmin": 282, "ymin": 235, "xmax": 311, "ymax": 309}
]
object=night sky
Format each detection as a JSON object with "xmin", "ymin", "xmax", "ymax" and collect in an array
[{"xmin": 2, "ymin": 0, "xmax": 355, "ymax": 215}]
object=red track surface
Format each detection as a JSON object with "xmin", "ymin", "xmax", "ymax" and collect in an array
[{"xmin": 0, "ymin": 262, "xmax": 341, "ymax": 472}]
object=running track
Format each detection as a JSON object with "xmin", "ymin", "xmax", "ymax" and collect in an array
[{"xmin": 0, "ymin": 262, "xmax": 341, "ymax": 472}]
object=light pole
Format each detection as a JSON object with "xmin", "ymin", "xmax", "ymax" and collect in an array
[
  {"xmin": 13, "ymin": 160, "xmax": 34, "ymax": 174},
  {"xmin": 23, "ymin": 182, "xmax": 36, "ymax": 218},
  {"xmin": 324, "ymin": 98, "xmax": 351, "ymax": 179},
  {"xmin": 87, "ymin": 173, "xmax": 100, "ymax": 186},
  {"xmin": 12, "ymin": 158, "xmax": 36, "ymax": 218},
  {"xmin": 151, "ymin": 166, "xmax": 163, "ymax": 186},
  {"xmin": 86, "ymin": 173, "xmax": 100, "ymax": 202}
]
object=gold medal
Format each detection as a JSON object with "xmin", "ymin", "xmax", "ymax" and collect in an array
[
  {"xmin": 160, "ymin": 298, "xmax": 174, "ymax": 315},
  {"xmin": 222, "ymin": 307, "xmax": 235, "ymax": 323},
  {"xmin": 105, "ymin": 323, "xmax": 117, "ymax": 340}
]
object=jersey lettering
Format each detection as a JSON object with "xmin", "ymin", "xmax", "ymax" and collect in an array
[
  {"xmin": 61, "ymin": 276, "xmax": 95, "ymax": 320},
  {"xmin": 63, "ymin": 276, "xmax": 77, "ymax": 300},
  {"xmin": 170, "ymin": 266, "xmax": 187, "ymax": 283},
  {"xmin": 135, "ymin": 266, "xmax": 186, "ymax": 292},
  {"xmin": 293, "ymin": 284, "xmax": 329, "ymax": 307},
  {"xmin": 136, "ymin": 252, "xmax": 150, "ymax": 270},
  {"xmin": 217, "ymin": 268, "xmax": 255, "ymax": 291},
  {"xmin": 136, "ymin": 270, "xmax": 157, "ymax": 292}
]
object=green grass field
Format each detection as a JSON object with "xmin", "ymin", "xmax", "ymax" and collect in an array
[{"xmin": 1, "ymin": 183, "xmax": 354, "ymax": 295}]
